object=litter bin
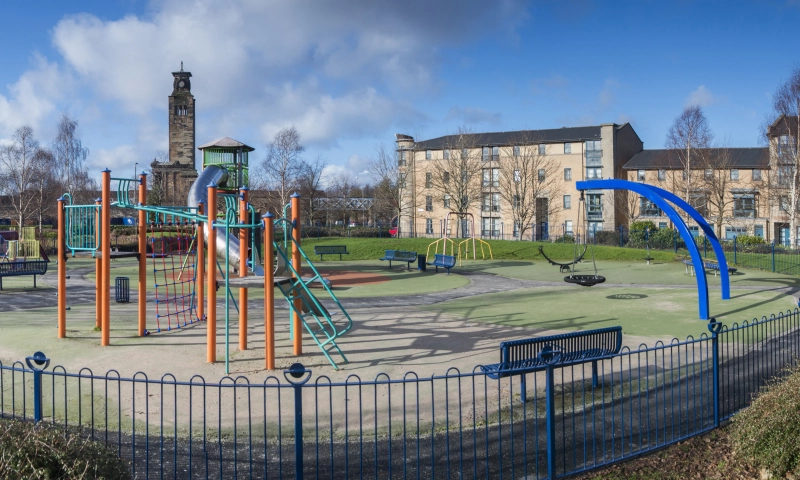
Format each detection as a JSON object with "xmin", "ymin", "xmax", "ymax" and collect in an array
[
  {"xmin": 115, "ymin": 276, "xmax": 130, "ymax": 303},
  {"xmin": 417, "ymin": 254, "xmax": 427, "ymax": 272}
]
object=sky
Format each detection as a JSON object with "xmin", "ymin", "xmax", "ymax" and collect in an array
[{"xmin": 1, "ymin": 0, "xmax": 799, "ymax": 187}]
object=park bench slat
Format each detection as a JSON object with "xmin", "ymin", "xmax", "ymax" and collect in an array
[
  {"xmin": 314, "ymin": 245, "xmax": 350, "ymax": 260},
  {"xmin": 379, "ymin": 250, "xmax": 417, "ymax": 270},
  {"xmin": 0, "ymin": 260, "xmax": 49, "ymax": 290},
  {"xmin": 427, "ymin": 254, "xmax": 456, "ymax": 274}
]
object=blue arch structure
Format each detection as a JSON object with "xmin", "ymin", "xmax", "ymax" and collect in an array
[{"xmin": 576, "ymin": 179, "xmax": 731, "ymax": 320}]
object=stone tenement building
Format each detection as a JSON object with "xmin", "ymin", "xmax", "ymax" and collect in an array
[{"xmin": 150, "ymin": 63, "xmax": 198, "ymax": 206}]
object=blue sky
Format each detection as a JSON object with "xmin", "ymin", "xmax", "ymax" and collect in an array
[{"xmin": 0, "ymin": 0, "xmax": 798, "ymax": 185}]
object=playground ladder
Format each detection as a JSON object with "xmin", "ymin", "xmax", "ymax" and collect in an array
[{"xmin": 274, "ymin": 237, "xmax": 353, "ymax": 369}]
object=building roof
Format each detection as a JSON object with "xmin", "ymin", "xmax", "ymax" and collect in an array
[
  {"xmin": 623, "ymin": 148, "xmax": 769, "ymax": 170},
  {"xmin": 408, "ymin": 125, "xmax": 616, "ymax": 150},
  {"xmin": 198, "ymin": 137, "xmax": 255, "ymax": 152}
]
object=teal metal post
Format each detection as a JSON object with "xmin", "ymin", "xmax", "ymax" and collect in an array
[{"xmin": 25, "ymin": 352, "xmax": 50, "ymax": 423}]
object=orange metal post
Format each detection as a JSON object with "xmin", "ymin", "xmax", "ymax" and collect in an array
[
  {"xmin": 95, "ymin": 198, "xmax": 101, "ymax": 329},
  {"xmin": 239, "ymin": 187, "xmax": 249, "ymax": 351},
  {"xmin": 138, "ymin": 173, "xmax": 147, "ymax": 336},
  {"xmin": 291, "ymin": 193, "xmax": 302, "ymax": 355},
  {"xmin": 57, "ymin": 197, "xmax": 66, "ymax": 338},
  {"xmin": 101, "ymin": 170, "xmax": 111, "ymax": 346},
  {"xmin": 207, "ymin": 184, "xmax": 217, "ymax": 363},
  {"xmin": 263, "ymin": 213, "xmax": 275, "ymax": 369},
  {"xmin": 197, "ymin": 202, "xmax": 205, "ymax": 324}
]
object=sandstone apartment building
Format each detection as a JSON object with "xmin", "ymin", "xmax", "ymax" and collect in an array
[{"xmin": 395, "ymin": 121, "xmax": 796, "ymax": 244}]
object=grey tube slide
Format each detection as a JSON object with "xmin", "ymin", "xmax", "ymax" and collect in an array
[{"xmin": 187, "ymin": 165, "xmax": 264, "ymax": 276}]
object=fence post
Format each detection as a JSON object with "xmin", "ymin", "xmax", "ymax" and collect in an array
[
  {"xmin": 285, "ymin": 363, "xmax": 311, "ymax": 479},
  {"xmin": 772, "ymin": 242, "xmax": 776, "ymax": 272},
  {"xmin": 733, "ymin": 236, "xmax": 737, "ymax": 265},
  {"xmin": 25, "ymin": 352, "xmax": 50, "ymax": 423},
  {"xmin": 540, "ymin": 345, "xmax": 562, "ymax": 480},
  {"xmin": 708, "ymin": 318, "xmax": 722, "ymax": 427}
]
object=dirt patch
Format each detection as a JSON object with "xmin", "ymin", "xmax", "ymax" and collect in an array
[{"xmin": 316, "ymin": 269, "xmax": 389, "ymax": 287}]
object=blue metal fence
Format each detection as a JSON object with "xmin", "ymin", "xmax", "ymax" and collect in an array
[{"xmin": 1, "ymin": 309, "xmax": 799, "ymax": 478}]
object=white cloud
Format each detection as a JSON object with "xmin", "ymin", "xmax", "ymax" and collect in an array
[
  {"xmin": 0, "ymin": 54, "xmax": 70, "ymax": 138},
  {"xmin": 685, "ymin": 85, "xmax": 717, "ymax": 107}
]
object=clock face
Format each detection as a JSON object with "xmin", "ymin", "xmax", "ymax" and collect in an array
[{"xmin": 178, "ymin": 80, "xmax": 185, "ymax": 88}]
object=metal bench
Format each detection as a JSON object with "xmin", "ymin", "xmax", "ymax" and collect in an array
[
  {"xmin": 313, "ymin": 245, "xmax": 350, "ymax": 261},
  {"xmin": 379, "ymin": 250, "xmax": 417, "ymax": 270},
  {"xmin": 426, "ymin": 254, "xmax": 456, "ymax": 274},
  {"xmin": 682, "ymin": 259, "xmax": 737, "ymax": 277},
  {"xmin": 481, "ymin": 326, "xmax": 623, "ymax": 402},
  {"xmin": 0, "ymin": 260, "xmax": 49, "ymax": 290}
]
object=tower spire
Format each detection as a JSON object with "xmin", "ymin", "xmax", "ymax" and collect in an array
[{"xmin": 180, "ymin": 61, "xmax": 184, "ymax": 72}]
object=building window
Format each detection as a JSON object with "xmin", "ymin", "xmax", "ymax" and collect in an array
[
  {"xmin": 443, "ymin": 195, "xmax": 450, "ymax": 208},
  {"xmin": 682, "ymin": 170, "xmax": 688, "ymax": 181},
  {"xmin": 780, "ymin": 196, "xmax": 790, "ymax": 212},
  {"xmin": 779, "ymin": 135, "xmax": 794, "ymax": 154},
  {"xmin": 753, "ymin": 169, "xmax": 762, "ymax": 181},
  {"xmin": 426, "ymin": 150, "xmax": 432, "ymax": 160},
  {"xmin": 482, "ymin": 217, "xmax": 499, "ymax": 237},
  {"xmin": 538, "ymin": 144, "xmax": 546, "ymax": 155},
  {"xmin": 705, "ymin": 168, "xmax": 713, "ymax": 180},
  {"xmin": 513, "ymin": 221, "xmax": 521, "ymax": 238},
  {"xmin": 492, "ymin": 146, "xmax": 499, "ymax": 161},
  {"xmin": 443, "ymin": 171, "xmax": 450, "ymax": 184},
  {"xmin": 538, "ymin": 169, "xmax": 546, "ymax": 182},
  {"xmin": 426, "ymin": 218, "xmax": 434, "ymax": 234},
  {"xmin": 725, "ymin": 226, "xmax": 747, "ymax": 240},
  {"xmin": 658, "ymin": 169, "xmax": 666, "ymax": 182},
  {"xmin": 778, "ymin": 165, "xmax": 792, "ymax": 186},
  {"xmin": 637, "ymin": 170, "xmax": 646, "ymax": 182},
  {"xmin": 513, "ymin": 169, "xmax": 521, "ymax": 182},
  {"xmin": 564, "ymin": 143, "xmax": 571, "ymax": 154},
  {"xmin": 513, "ymin": 194, "xmax": 521, "ymax": 209},
  {"xmin": 733, "ymin": 194, "xmax": 756, "ymax": 218},
  {"xmin": 443, "ymin": 149, "xmax": 450, "ymax": 160},
  {"xmin": 425, "ymin": 172, "xmax": 432, "ymax": 188},
  {"xmin": 587, "ymin": 193, "xmax": 603, "ymax": 219},
  {"xmin": 587, "ymin": 167, "xmax": 602, "ymax": 179},
  {"xmin": 482, "ymin": 168, "xmax": 499, "ymax": 188},
  {"xmin": 398, "ymin": 150, "xmax": 407, "ymax": 166},
  {"xmin": 564, "ymin": 168, "xmax": 572, "ymax": 181},
  {"xmin": 461, "ymin": 148, "xmax": 468, "ymax": 159},
  {"xmin": 482, "ymin": 147, "xmax": 490, "ymax": 161},
  {"xmin": 730, "ymin": 169, "xmax": 739, "ymax": 181},
  {"xmin": 754, "ymin": 225, "xmax": 764, "ymax": 238},
  {"xmin": 689, "ymin": 191, "xmax": 708, "ymax": 216},
  {"xmin": 640, "ymin": 197, "xmax": 662, "ymax": 217},
  {"xmin": 585, "ymin": 140, "xmax": 601, "ymax": 152},
  {"xmin": 482, "ymin": 193, "xmax": 500, "ymax": 212},
  {"xmin": 425, "ymin": 195, "xmax": 433, "ymax": 211},
  {"xmin": 513, "ymin": 145, "xmax": 520, "ymax": 156},
  {"xmin": 565, "ymin": 220, "xmax": 573, "ymax": 235},
  {"xmin": 658, "ymin": 222, "xmax": 667, "ymax": 229},
  {"xmin": 563, "ymin": 195, "xmax": 571, "ymax": 209},
  {"xmin": 461, "ymin": 194, "xmax": 469, "ymax": 206}
]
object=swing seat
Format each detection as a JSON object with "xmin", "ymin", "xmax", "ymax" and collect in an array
[{"xmin": 564, "ymin": 275, "xmax": 606, "ymax": 287}]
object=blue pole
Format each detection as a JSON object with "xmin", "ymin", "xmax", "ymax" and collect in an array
[
  {"xmin": 539, "ymin": 345, "xmax": 561, "ymax": 480},
  {"xmin": 708, "ymin": 319, "xmax": 722, "ymax": 427},
  {"xmin": 25, "ymin": 352, "xmax": 50, "ymax": 423},
  {"xmin": 284, "ymin": 363, "xmax": 311, "ymax": 480}
]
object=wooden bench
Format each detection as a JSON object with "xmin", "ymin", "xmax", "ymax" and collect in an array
[
  {"xmin": 379, "ymin": 250, "xmax": 417, "ymax": 270},
  {"xmin": 682, "ymin": 259, "xmax": 737, "ymax": 277},
  {"xmin": 427, "ymin": 254, "xmax": 456, "ymax": 274},
  {"xmin": 314, "ymin": 245, "xmax": 350, "ymax": 261},
  {"xmin": 481, "ymin": 326, "xmax": 623, "ymax": 402},
  {"xmin": 0, "ymin": 260, "xmax": 49, "ymax": 290}
]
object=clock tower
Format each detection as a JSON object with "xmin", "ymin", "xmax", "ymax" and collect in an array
[{"xmin": 168, "ymin": 62, "xmax": 195, "ymax": 168}]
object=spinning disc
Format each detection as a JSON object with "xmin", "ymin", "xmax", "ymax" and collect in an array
[{"xmin": 564, "ymin": 275, "xmax": 606, "ymax": 287}]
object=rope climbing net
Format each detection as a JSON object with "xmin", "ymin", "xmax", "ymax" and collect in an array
[{"xmin": 149, "ymin": 221, "xmax": 200, "ymax": 332}]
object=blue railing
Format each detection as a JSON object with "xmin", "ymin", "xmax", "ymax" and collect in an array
[{"xmin": 2, "ymin": 309, "xmax": 799, "ymax": 478}]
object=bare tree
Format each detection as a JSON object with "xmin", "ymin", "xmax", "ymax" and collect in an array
[
  {"xmin": 615, "ymin": 189, "xmax": 641, "ymax": 225},
  {"xmin": 766, "ymin": 67, "xmax": 800, "ymax": 246},
  {"xmin": 52, "ymin": 113, "xmax": 90, "ymax": 200},
  {"xmin": 428, "ymin": 128, "xmax": 484, "ymax": 235},
  {"xmin": 297, "ymin": 155, "xmax": 327, "ymax": 224},
  {"xmin": 0, "ymin": 126, "xmax": 42, "ymax": 228},
  {"xmin": 497, "ymin": 139, "xmax": 563, "ymax": 239},
  {"xmin": 148, "ymin": 151, "xmax": 169, "ymax": 206},
  {"xmin": 255, "ymin": 127, "xmax": 305, "ymax": 214},
  {"xmin": 666, "ymin": 105, "xmax": 713, "ymax": 208},
  {"xmin": 30, "ymin": 148, "xmax": 58, "ymax": 233},
  {"xmin": 368, "ymin": 143, "xmax": 412, "ymax": 226},
  {"xmin": 700, "ymin": 145, "xmax": 747, "ymax": 239}
]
